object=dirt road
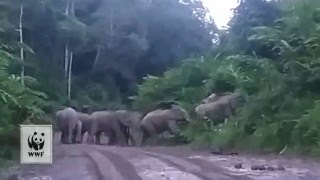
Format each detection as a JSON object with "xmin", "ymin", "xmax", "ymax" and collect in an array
[{"xmin": 8, "ymin": 135, "xmax": 320, "ymax": 180}]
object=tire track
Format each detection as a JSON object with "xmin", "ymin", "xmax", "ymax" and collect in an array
[
  {"xmin": 143, "ymin": 151, "xmax": 232, "ymax": 180},
  {"xmin": 86, "ymin": 150, "xmax": 124, "ymax": 180},
  {"xmin": 96, "ymin": 149, "xmax": 143, "ymax": 180},
  {"xmin": 89, "ymin": 145, "xmax": 205, "ymax": 180},
  {"xmin": 79, "ymin": 144, "xmax": 143, "ymax": 180},
  {"xmin": 18, "ymin": 144, "xmax": 100, "ymax": 180}
]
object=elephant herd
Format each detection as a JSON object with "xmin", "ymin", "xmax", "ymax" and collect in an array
[
  {"xmin": 54, "ymin": 91, "xmax": 245, "ymax": 146},
  {"xmin": 54, "ymin": 104, "xmax": 191, "ymax": 146}
]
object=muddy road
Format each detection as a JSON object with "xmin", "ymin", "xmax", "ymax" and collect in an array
[{"xmin": 7, "ymin": 135, "xmax": 320, "ymax": 180}]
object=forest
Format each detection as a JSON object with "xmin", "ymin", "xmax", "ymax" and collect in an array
[{"xmin": 1, "ymin": 0, "xmax": 320, "ymax": 160}]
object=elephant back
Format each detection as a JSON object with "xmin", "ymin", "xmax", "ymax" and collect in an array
[
  {"xmin": 89, "ymin": 110, "xmax": 119, "ymax": 124},
  {"xmin": 77, "ymin": 112, "xmax": 90, "ymax": 122},
  {"xmin": 168, "ymin": 105, "xmax": 190, "ymax": 121},
  {"xmin": 201, "ymin": 93, "xmax": 219, "ymax": 104},
  {"xmin": 116, "ymin": 110, "xmax": 142, "ymax": 127},
  {"xmin": 218, "ymin": 92, "xmax": 242, "ymax": 108},
  {"xmin": 55, "ymin": 107, "xmax": 78, "ymax": 128}
]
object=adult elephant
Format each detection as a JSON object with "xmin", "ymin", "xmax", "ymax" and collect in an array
[
  {"xmin": 200, "ymin": 92, "xmax": 233, "ymax": 104},
  {"xmin": 195, "ymin": 92, "xmax": 245, "ymax": 124},
  {"xmin": 88, "ymin": 110, "xmax": 127, "ymax": 146},
  {"xmin": 136, "ymin": 105, "xmax": 191, "ymax": 146},
  {"xmin": 55, "ymin": 107, "xmax": 82, "ymax": 144}
]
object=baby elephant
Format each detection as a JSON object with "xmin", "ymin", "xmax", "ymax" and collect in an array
[
  {"xmin": 76, "ymin": 111, "xmax": 91, "ymax": 143},
  {"xmin": 138, "ymin": 105, "xmax": 191, "ymax": 146},
  {"xmin": 55, "ymin": 107, "xmax": 82, "ymax": 144}
]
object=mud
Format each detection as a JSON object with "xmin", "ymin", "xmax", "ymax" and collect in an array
[{"xmin": 4, "ymin": 134, "xmax": 320, "ymax": 180}]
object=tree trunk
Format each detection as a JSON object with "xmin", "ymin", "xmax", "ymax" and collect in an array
[
  {"xmin": 67, "ymin": 52, "xmax": 73, "ymax": 100},
  {"xmin": 64, "ymin": 0, "xmax": 70, "ymax": 79},
  {"xmin": 19, "ymin": 1, "xmax": 24, "ymax": 86},
  {"xmin": 67, "ymin": 0, "xmax": 75, "ymax": 100},
  {"xmin": 64, "ymin": 44, "xmax": 69, "ymax": 79}
]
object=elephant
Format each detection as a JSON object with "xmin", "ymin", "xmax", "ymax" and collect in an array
[
  {"xmin": 201, "ymin": 92, "xmax": 233, "ymax": 104},
  {"xmin": 115, "ymin": 110, "xmax": 143, "ymax": 146},
  {"xmin": 195, "ymin": 92, "xmax": 245, "ymax": 124},
  {"xmin": 137, "ymin": 105, "xmax": 191, "ymax": 146},
  {"xmin": 201, "ymin": 93, "xmax": 219, "ymax": 104},
  {"xmin": 55, "ymin": 107, "xmax": 82, "ymax": 144},
  {"xmin": 195, "ymin": 100, "xmax": 231, "ymax": 124},
  {"xmin": 76, "ymin": 111, "xmax": 91, "ymax": 143},
  {"xmin": 88, "ymin": 110, "xmax": 127, "ymax": 146}
]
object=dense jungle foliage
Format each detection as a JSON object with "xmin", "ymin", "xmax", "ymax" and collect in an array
[{"xmin": 1, "ymin": 0, "xmax": 320, "ymax": 159}]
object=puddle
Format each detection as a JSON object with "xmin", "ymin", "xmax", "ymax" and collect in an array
[{"xmin": 130, "ymin": 156, "xmax": 201, "ymax": 180}]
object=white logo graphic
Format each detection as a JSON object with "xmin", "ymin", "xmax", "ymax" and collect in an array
[{"xmin": 20, "ymin": 125, "xmax": 52, "ymax": 164}]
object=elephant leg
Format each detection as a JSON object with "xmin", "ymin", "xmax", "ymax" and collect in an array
[
  {"xmin": 141, "ymin": 131, "xmax": 148, "ymax": 146},
  {"xmin": 76, "ymin": 121, "xmax": 82, "ymax": 143},
  {"xmin": 81, "ymin": 131, "xmax": 87, "ymax": 143},
  {"xmin": 139, "ymin": 125, "xmax": 150, "ymax": 146},
  {"xmin": 144, "ymin": 126, "xmax": 158, "ymax": 146},
  {"xmin": 113, "ymin": 123, "xmax": 127, "ymax": 146},
  {"xmin": 131, "ymin": 127, "xmax": 144, "ymax": 147},
  {"xmin": 123, "ymin": 126, "xmax": 131, "ymax": 146},
  {"xmin": 81, "ymin": 126, "xmax": 89, "ymax": 143},
  {"xmin": 61, "ymin": 128, "xmax": 69, "ymax": 144},
  {"xmin": 61, "ymin": 131, "xmax": 65, "ymax": 144},
  {"xmin": 90, "ymin": 135, "xmax": 96, "ymax": 144},
  {"xmin": 147, "ymin": 135, "xmax": 158, "ymax": 146},
  {"xmin": 107, "ymin": 131, "xmax": 117, "ymax": 145},
  {"xmin": 128, "ymin": 128, "xmax": 134, "ymax": 146},
  {"xmin": 67, "ymin": 122, "xmax": 76, "ymax": 144},
  {"xmin": 224, "ymin": 106, "xmax": 232, "ymax": 124},
  {"xmin": 87, "ymin": 128, "xmax": 96, "ymax": 144},
  {"xmin": 168, "ymin": 121, "xmax": 180, "ymax": 134},
  {"xmin": 95, "ymin": 131, "xmax": 102, "ymax": 145},
  {"xmin": 72, "ymin": 128, "xmax": 77, "ymax": 143}
]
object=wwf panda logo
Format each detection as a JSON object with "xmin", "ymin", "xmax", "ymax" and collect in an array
[{"xmin": 28, "ymin": 132, "xmax": 45, "ymax": 151}]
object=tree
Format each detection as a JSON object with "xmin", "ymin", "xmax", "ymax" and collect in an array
[{"xmin": 226, "ymin": 0, "xmax": 281, "ymax": 57}]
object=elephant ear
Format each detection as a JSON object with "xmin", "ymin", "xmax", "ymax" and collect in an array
[
  {"xmin": 118, "ymin": 111, "xmax": 141, "ymax": 127},
  {"xmin": 116, "ymin": 111, "xmax": 130, "ymax": 126},
  {"xmin": 119, "ymin": 117, "xmax": 132, "ymax": 126},
  {"xmin": 170, "ymin": 104, "xmax": 191, "ymax": 122}
]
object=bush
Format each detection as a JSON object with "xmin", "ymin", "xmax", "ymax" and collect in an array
[
  {"xmin": 0, "ymin": 50, "xmax": 48, "ymax": 159},
  {"xmin": 134, "ymin": 54, "xmax": 320, "ymax": 153}
]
